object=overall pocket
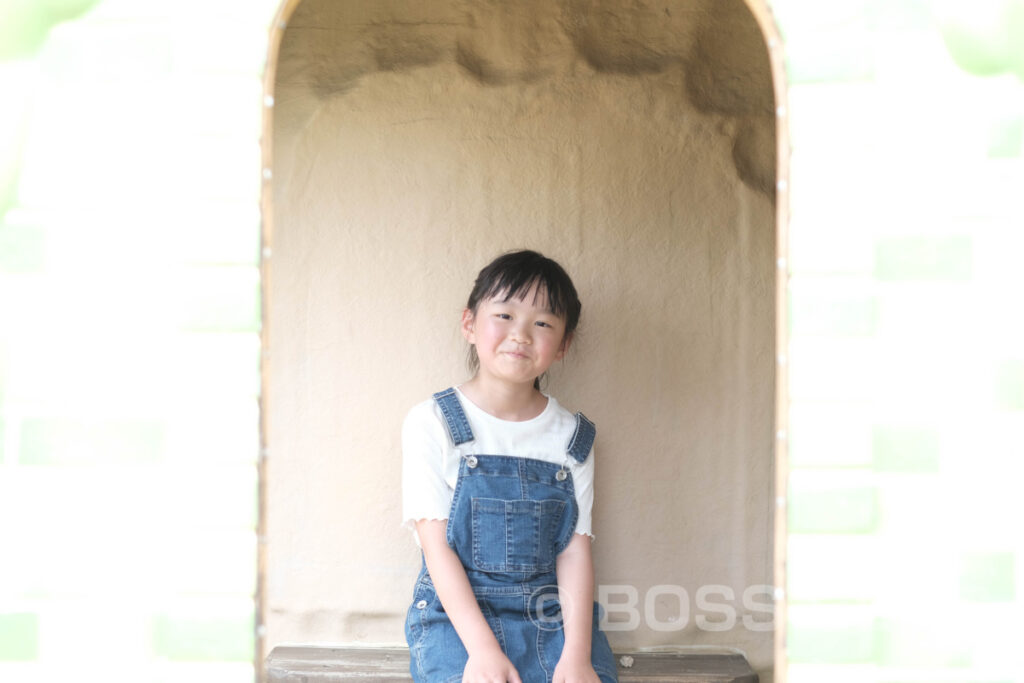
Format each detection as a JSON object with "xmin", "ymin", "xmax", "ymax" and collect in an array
[
  {"xmin": 404, "ymin": 582, "xmax": 434, "ymax": 650},
  {"xmin": 471, "ymin": 497, "xmax": 566, "ymax": 573}
]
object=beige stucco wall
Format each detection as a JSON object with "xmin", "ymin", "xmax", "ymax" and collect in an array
[{"xmin": 265, "ymin": 0, "xmax": 776, "ymax": 676}]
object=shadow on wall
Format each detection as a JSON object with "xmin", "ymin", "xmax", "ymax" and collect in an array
[{"xmin": 275, "ymin": 0, "xmax": 775, "ymax": 197}]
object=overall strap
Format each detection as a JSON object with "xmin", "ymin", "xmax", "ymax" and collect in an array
[
  {"xmin": 432, "ymin": 387, "xmax": 475, "ymax": 446},
  {"xmin": 566, "ymin": 412, "xmax": 596, "ymax": 463}
]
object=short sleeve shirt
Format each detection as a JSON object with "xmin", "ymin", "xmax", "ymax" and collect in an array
[{"xmin": 401, "ymin": 387, "xmax": 596, "ymax": 545}]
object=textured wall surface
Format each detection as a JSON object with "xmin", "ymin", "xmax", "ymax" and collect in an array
[{"xmin": 265, "ymin": 0, "xmax": 776, "ymax": 677}]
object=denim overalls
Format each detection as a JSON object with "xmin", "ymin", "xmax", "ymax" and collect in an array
[{"xmin": 405, "ymin": 388, "xmax": 618, "ymax": 683}]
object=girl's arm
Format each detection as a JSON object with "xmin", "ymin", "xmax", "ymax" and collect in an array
[
  {"xmin": 416, "ymin": 519, "xmax": 523, "ymax": 683},
  {"xmin": 552, "ymin": 533, "xmax": 601, "ymax": 683}
]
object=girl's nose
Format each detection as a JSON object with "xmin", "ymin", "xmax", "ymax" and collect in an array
[{"xmin": 510, "ymin": 323, "xmax": 531, "ymax": 343}]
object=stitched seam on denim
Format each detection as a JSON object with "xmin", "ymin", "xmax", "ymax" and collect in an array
[
  {"xmin": 469, "ymin": 581, "xmax": 556, "ymax": 595},
  {"xmin": 466, "ymin": 454, "xmax": 565, "ymax": 479},
  {"xmin": 433, "ymin": 388, "xmax": 459, "ymax": 444},
  {"xmin": 544, "ymin": 499, "xmax": 568, "ymax": 566},
  {"xmin": 446, "ymin": 459, "xmax": 468, "ymax": 548},
  {"xmin": 537, "ymin": 500, "xmax": 549, "ymax": 569},
  {"xmin": 412, "ymin": 585, "xmax": 432, "ymax": 678},
  {"xmin": 452, "ymin": 391, "xmax": 473, "ymax": 444},
  {"xmin": 456, "ymin": 403, "xmax": 472, "ymax": 444},
  {"xmin": 473, "ymin": 497, "xmax": 515, "ymax": 572},
  {"xmin": 504, "ymin": 500, "xmax": 514, "ymax": 572},
  {"xmin": 417, "ymin": 585, "xmax": 432, "ymax": 646},
  {"xmin": 471, "ymin": 497, "xmax": 485, "ymax": 570},
  {"xmin": 519, "ymin": 458, "xmax": 528, "ymax": 501},
  {"xmin": 537, "ymin": 621, "xmax": 552, "ymax": 682},
  {"xmin": 433, "ymin": 388, "xmax": 474, "ymax": 446},
  {"xmin": 477, "ymin": 599, "xmax": 507, "ymax": 652},
  {"xmin": 515, "ymin": 499, "xmax": 539, "ymax": 572},
  {"xmin": 566, "ymin": 412, "xmax": 582, "ymax": 452},
  {"xmin": 403, "ymin": 596, "xmax": 419, "ymax": 667},
  {"xmin": 556, "ymin": 497, "xmax": 578, "ymax": 556},
  {"xmin": 413, "ymin": 640, "xmax": 426, "ymax": 681},
  {"xmin": 566, "ymin": 412, "xmax": 595, "ymax": 463}
]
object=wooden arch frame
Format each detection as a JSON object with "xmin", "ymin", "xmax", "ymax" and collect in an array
[{"xmin": 256, "ymin": 2, "xmax": 791, "ymax": 680}]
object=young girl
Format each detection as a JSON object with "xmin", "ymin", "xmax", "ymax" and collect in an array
[{"xmin": 402, "ymin": 250, "xmax": 618, "ymax": 683}]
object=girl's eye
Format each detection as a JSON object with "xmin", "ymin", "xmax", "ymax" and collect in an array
[
  {"xmin": 535, "ymin": 321, "xmax": 551, "ymax": 328},
  {"xmin": 495, "ymin": 313, "xmax": 512, "ymax": 320}
]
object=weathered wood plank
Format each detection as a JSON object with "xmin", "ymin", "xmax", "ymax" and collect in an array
[{"xmin": 265, "ymin": 646, "xmax": 758, "ymax": 682}]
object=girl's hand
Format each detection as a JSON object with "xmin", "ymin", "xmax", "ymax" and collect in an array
[
  {"xmin": 462, "ymin": 645, "xmax": 522, "ymax": 683},
  {"xmin": 552, "ymin": 654, "xmax": 601, "ymax": 683}
]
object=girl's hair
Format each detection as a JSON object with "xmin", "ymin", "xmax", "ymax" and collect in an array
[{"xmin": 465, "ymin": 250, "xmax": 582, "ymax": 386}]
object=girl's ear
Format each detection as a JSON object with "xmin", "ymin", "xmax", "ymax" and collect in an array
[
  {"xmin": 555, "ymin": 332, "xmax": 574, "ymax": 361},
  {"xmin": 460, "ymin": 308, "xmax": 476, "ymax": 343}
]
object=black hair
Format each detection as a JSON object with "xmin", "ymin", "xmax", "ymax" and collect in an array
[{"xmin": 465, "ymin": 250, "xmax": 582, "ymax": 387}]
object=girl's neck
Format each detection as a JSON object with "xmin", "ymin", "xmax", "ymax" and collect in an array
[{"xmin": 458, "ymin": 376, "xmax": 547, "ymax": 422}]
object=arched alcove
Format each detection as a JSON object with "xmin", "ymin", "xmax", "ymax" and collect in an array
[{"xmin": 259, "ymin": 1, "xmax": 787, "ymax": 680}]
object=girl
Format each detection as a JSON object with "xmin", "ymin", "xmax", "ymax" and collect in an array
[{"xmin": 402, "ymin": 250, "xmax": 618, "ymax": 683}]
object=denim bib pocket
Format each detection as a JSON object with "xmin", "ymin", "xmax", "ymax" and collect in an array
[{"xmin": 471, "ymin": 497, "xmax": 567, "ymax": 573}]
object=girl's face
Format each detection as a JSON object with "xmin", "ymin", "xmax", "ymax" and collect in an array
[{"xmin": 461, "ymin": 284, "xmax": 571, "ymax": 389}]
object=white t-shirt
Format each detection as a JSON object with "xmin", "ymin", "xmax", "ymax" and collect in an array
[{"xmin": 401, "ymin": 387, "xmax": 596, "ymax": 545}]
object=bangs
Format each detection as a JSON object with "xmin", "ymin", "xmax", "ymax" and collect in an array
[
  {"xmin": 480, "ymin": 271, "xmax": 573, "ymax": 320},
  {"xmin": 468, "ymin": 250, "xmax": 581, "ymax": 334}
]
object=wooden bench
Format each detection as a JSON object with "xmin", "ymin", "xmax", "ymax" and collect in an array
[{"xmin": 265, "ymin": 646, "xmax": 758, "ymax": 682}]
